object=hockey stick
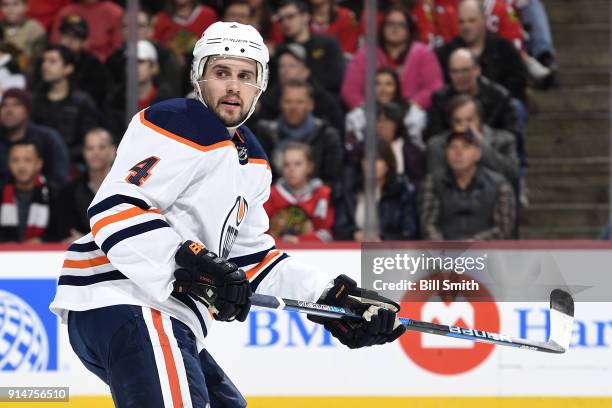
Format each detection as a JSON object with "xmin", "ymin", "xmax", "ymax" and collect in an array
[{"xmin": 250, "ymin": 289, "xmax": 574, "ymax": 353}]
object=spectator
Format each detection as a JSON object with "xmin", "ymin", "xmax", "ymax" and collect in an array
[
  {"xmin": 264, "ymin": 142, "xmax": 334, "ymax": 243},
  {"xmin": 256, "ymin": 42, "xmax": 344, "ymax": 135},
  {"xmin": 436, "ymin": 0, "xmax": 527, "ymax": 103},
  {"xmin": 106, "ymin": 9, "xmax": 181, "ymax": 100},
  {"xmin": 427, "ymin": 94, "xmax": 518, "ymax": 186},
  {"xmin": 420, "ymin": 130, "xmax": 515, "ymax": 240},
  {"xmin": 51, "ymin": 0, "xmax": 124, "ymax": 62},
  {"xmin": 277, "ymin": 0, "xmax": 345, "ymax": 94},
  {"xmin": 334, "ymin": 140, "xmax": 418, "ymax": 241},
  {"xmin": 255, "ymin": 79, "xmax": 343, "ymax": 185},
  {"xmin": 0, "ymin": 88, "xmax": 69, "ymax": 186},
  {"xmin": 222, "ymin": 0, "xmax": 252, "ymax": 25},
  {"xmin": 152, "ymin": 0, "xmax": 217, "ymax": 67},
  {"xmin": 342, "ymin": 5, "xmax": 443, "ymax": 111},
  {"xmin": 0, "ymin": 40, "xmax": 26, "ymax": 96},
  {"xmin": 26, "ymin": 0, "xmax": 69, "ymax": 32},
  {"xmin": 412, "ymin": 0, "xmax": 458, "ymax": 47},
  {"xmin": 346, "ymin": 67, "xmax": 428, "ymax": 153},
  {"xmin": 425, "ymin": 47, "xmax": 518, "ymax": 140},
  {"xmin": 32, "ymin": 44, "xmax": 103, "ymax": 165},
  {"xmin": 0, "ymin": 140, "xmax": 57, "ymax": 242},
  {"xmin": 54, "ymin": 127, "xmax": 115, "ymax": 242},
  {"xmin": 248, "ymin": 0, "xmax": 284, "ymax": 52},
  {"xmin": 106, "ymin": 40, "xmax": 174, "ymax": 136},
  {"xmin": 53, "ymin": 13, "xmax": 110, "ymax": 107},
  {"xmin": 309, "ymin": 0, "xmax": 359, "ymax": 55},
  {"xmin": 0, "ymin": 0, "xmax": 46, "ymax": 73}
]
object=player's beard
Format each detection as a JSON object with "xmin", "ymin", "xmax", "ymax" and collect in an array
[{"xmin": 210, "ymin": 95, "xmax": 249, "ymax": 128}]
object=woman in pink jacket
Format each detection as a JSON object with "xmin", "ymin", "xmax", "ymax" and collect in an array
[{"xmin": 341, "ymin": 5, "xmax": 444, "ymax": 111}]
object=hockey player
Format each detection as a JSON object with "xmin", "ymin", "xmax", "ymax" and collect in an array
[{"xmin": 50, "ymin": 21, "xmax": 405, "ymax": 408}]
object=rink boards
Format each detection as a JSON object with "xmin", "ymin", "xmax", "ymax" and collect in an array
[{"xmin": 0, "ymin": 244, "xmax": 610, "ymax": 407}]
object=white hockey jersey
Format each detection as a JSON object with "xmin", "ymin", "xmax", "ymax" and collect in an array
[{"xmin": 50, "ymin": 98, "xmax": 331, "ymax": 349}]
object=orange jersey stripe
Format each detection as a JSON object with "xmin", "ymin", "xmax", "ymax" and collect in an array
[
  {"xmin": 63, "ymin": 255, "xmax": 110, "ymax": 269},
  {"xmin": 151, "ymin": 310, "xmax": 184, "ymax": 408},
  {"xmin": 246, "ymin": 249, "xmax": 281, "ymax": 280},
  {"xmin": 91, "ymin": 207, "xmax": 161, "ymax": 237},
  {"xmin": 140, "ymin": 110, "xmax": 235, "ymax": 153},
  {"xmin": 248, "ymin": 158, "xmax": 271, "ymax": 170}
]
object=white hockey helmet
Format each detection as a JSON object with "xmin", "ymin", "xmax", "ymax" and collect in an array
[{"xmin": 191, "ymin": 21, "xmax": 269, "ymax": 128}]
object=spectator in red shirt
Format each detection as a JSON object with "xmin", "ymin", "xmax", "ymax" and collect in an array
[
  {"xmin": 26, "ymin": 0, "xmax": 69, "ymax": 32},
  {"xmin": 264, "ymin": 142, "xmax": 334, "ymax": 243},
  {"xmin": 50, "ymin": 0, "xmax": 123, "ymax": 63},
  {"xmin": 412, "ymin": 0, "xmax": 458, "ymax": 47},
  {"xmin": 309, "ymin": 0, "xmax": 359, "ymax": 55},
  {"xmin": 152, "ymin": 0, "xmax": 217, "ymax": 67},
  {"xmin": 342, "ymin": 5, "xmax": 443, "ymax": 111}
]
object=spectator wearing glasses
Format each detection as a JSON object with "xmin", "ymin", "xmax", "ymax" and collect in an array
[
  {"xmin": 342, "ymin": 5, "xmax": 443, "ymax": 112},
  {"xmin": 277, "ymin": 0, "xmax": 345, "ymax": 94}
]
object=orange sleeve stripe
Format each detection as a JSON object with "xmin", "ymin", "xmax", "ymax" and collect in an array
[
  {"xmin": 248, "ymin": 158, "xmax": 271, "ymax": 170},
  {"xmin": 92, "ymin": 206, "xmax": 162, "ymax": 237},
  {"xmin": 140, "ymin": 110, "xmax": 235, "ymax": 153},
  {"xmin": 63, "ymin": 255, "xmax": 110, "ymax": 269},
  {"xmin": 246, "ymin": 249, "xmax": 281, "ymax": 280},
  {"xmin": 151, "ymin": 310, "xmax": 184, "ymax": 408}
]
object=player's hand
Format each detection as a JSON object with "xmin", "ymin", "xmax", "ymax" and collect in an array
[
  {"xmin": 173, "ymin": 241, "xmax": 251, "ymax": 322},
  {"xmin": 308, "ymin": 275, "xmax": 405, "ymax": 349}
]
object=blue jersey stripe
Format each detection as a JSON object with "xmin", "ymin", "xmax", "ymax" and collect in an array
[
  {"xmin": 88, "ymin": 194, "xmax": 151, "ymax": 220},
  {"xmin": 229, "ymin": 247, "xmax": 276, "ymax": 268},
  {"xmin": 100, "ymin": 219, "xmax": 170, "ymax": 253},
  {"xmin": 67, "ymin": 241, "xmax": 100, "ymax": 253},
  {"xmin": 58, "ymin": 270, "xmax": 127, "ymax": 286},
  {"xmin": 250, "ymin": 253, "xmax": 289, "ymax": 291},
  {"xmin": 171, "ymin": 293, "xmax": 208, "ymax": 338}
]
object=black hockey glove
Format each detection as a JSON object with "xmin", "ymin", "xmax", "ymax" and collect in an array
[
  {"xmin": 173, "ymin": 241, "xmax": 251, "ymax": 322},
  {"xmin": 308, "ymin": 275, "xmax": 406, "ymax": 349}
]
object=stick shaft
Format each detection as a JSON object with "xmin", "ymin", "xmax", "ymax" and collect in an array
[{"xmin": 250, "ymin": 293, "xmax": 565, "ymax": 353}]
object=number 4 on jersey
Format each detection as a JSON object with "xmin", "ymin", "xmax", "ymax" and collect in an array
[{"xmin": 125, "ymin": 156, "xmax": 160, "ymax": 186}]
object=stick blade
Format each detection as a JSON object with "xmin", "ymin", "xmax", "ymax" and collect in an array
[{"xmin": 549, "ymin": 289, "xmax": 575, "ymax": 352}]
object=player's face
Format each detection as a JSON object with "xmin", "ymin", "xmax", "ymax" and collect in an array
[
  {"xmin": 451, "ymin": 102, "xmax": 480, "ymax": 132},
  {"xmin": 0, "ymin": 97, "xmax": 28, "ymax": 130},
  {"xmin": 375, "ymin": 72, "xmax": 397, "ymax": 104},
  {"xmin": 83, "ymin": 131, "xmax": 116, "ymax": 172},
  {"xmin": 446, "ymin": 138, "xmax": 481, "ymax": 173},
  {"xmin": 282, "ymin": 148, "xmax": 312, "ymax": 188},
  {"xmin": 200, "ymin": 57, "xmax": 261, "ymax": 128},
  {"xmin": 8, "ymin": 145, "xmax": 42, "ymax": 186}
]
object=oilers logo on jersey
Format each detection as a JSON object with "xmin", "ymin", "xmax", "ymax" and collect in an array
[{"xmin": 220, "ymin": 196, "xmax": 249, "ymax": 258}]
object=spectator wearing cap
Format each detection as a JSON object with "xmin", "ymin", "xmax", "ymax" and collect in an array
[
  {"xmin": 50, "ymin": 0, "xmax": 123, "ymax": 62},
  {"xmin": 255, "ymin": 79, "xmax": 343, "ymax": 185},
  {"xmin": 0, "ymin": 0, "xmax": 47, "ymax": 73},
  {"xmin": 54, "ymin": 127, "xmax": 115, "ymax": 242},
  {"xmin": 341, "ymin": 6, "xmax": 443, "ymax": 111},
  {"xmin": 152, "ymin": 0, "xmax": 217, "ymax": 68},
  {"xmin": 0, "ymin": 140, "xmax": 59, "ymax": 243},
  {"xmin": 106, "ymin": 9, "xmax": 181, "ymax": 99},
  {"xmin": 0, "ymin": 88, "xmax": 69, "ymax": 186},
  {"xmin": 255, "ymin": 42, "xmax": 344, "ymax": 135},
  {"xmin": 419, "ymin": 130, "xmax": 516, "ymax": 240},
  {"xmin": 31, "ymin": 44, "xmax": 103, "ymax": 165},
  {"xmin": 425, "ymin": 48, "xmax": 519, "ymax": 140},
  {"xmin": 334, "ymin": 140, "xmax": 419, "ymax": 241},
  {"xmin": 105, "ymin": 40, "xmax": 174, "ymax": 137},
  {"xmin": 277, "ymin": 0, "xmax": 345, "ymax": 94},
  {"xmin": 427, "ymin": 94, "xmax": 518, "ymax": 187},
  {"xmin": 46, "ymin": 13, "xmax": 110, "ymax": 107},
  {"xmin": 308, "ymin": 0, "xmax": 359, "ymax": 56},
  {"xmin": 436, "ymin": 0, "xmax": 527, "ymax": 104}
]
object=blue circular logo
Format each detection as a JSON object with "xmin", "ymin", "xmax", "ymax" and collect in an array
[{"xmin": 0, "ymin": 289, "xmax": 49, "ymax": 371}]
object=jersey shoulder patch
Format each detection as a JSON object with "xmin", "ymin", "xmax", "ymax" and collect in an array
[
  {"xmin": 237, "ymin": 125, "xmax": 269, "ymax": 163},
  {"xmin": 142, "ymin": 98, "xmax": 232, "ymax": 150}
]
